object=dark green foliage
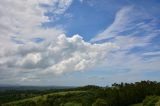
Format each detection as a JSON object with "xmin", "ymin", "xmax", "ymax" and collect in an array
[
  {"xmin": 0, "ymin": 90, "xmax": 40, "ymax": 105},
  {"xmin": 92, "ymin": 98, "xmax": 108, "ymax": 106},
  {"xmin": 143, "ymin": 96, "xmax": 159, "ymax": 106},
  {"xmin": 0, "ymin": 88, "xmax": 79, "ymax": 105},
  {"xmin": 1, "ymin": 80, "xmax": 160, "ymax": 106},
  {"xmin": 41, "ymin": 92, "xmax": 96, "ymax": 106}
]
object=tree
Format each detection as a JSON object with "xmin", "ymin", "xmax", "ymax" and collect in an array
[{"xmin": 92, "ymin": 98, "xmax": 108, "ymax": 106}]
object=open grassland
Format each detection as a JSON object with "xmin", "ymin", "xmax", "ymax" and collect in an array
[{"xmin": 2, "ymin": 91, "xmax": 85, "ymax": 106}]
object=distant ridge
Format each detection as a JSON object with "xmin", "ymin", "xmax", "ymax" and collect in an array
[
  {"xmin": 0, "ymin": 84, "xmax": 76, "ymax": 91},
  {"xmin": 0, "ymin": 83, "xmax": 20, "ymax": 87}
]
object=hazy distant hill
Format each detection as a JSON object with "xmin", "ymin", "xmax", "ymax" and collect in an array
[{"xmin": 0, "ymin": 85, "xmax": 75, "ymax": 91}]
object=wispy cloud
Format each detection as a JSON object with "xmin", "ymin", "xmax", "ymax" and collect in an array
[
  {"xmin": 91, "ymin": 6, "xmax": 157, "ymax": 42},
  {"xmin": 142, "ymin": 51, "xmax": 160, "ymax": 56},
  {"xmin": 90, "ymin": 5, "xmax": 160, "ymax": 78},
  {"xmin": 91, "ymin": 6, "xmax": 134, "ymax": 42}
]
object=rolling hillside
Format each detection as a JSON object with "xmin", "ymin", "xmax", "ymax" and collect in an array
[
  {"xmin": 3, "ymin": 94, "xmax": 160, "ymax": 106},
  {"xmin": 2, "ymin": 91, "xmax": 85, "ymax": 106},
  {"xmin": 1, "ymin": 81, "xmax": 160, "ymax": 106},
  {"xmin": 130, "ymin": 96, "xmax": 160, "ymax": 106}
]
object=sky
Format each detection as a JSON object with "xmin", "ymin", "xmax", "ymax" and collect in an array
[{"xmin": 0, "ymin": 0, "xmax": 160, "ymax": 86}]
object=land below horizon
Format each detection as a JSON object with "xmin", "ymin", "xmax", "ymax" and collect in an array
[{"xmin": 0, "ymin": 80, "xmax": 160, "ymax": 106}]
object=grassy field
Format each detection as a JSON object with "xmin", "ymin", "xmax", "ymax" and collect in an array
[
  {"xmin": 2, "ymin": 91, "xmax": 85, "ymax": 106},
  {"xmin": 2, "ymin": 90, "xmax": 160, "ymax": 106},
  {"xmin": 3, "ymin": 95, "xmax": 160, "ymax": 106},
  {"xmin": 130, "ymin": 96, "xmax": 160, "ymax": 106}
]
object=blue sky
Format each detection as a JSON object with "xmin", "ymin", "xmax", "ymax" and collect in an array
[
  {"xmin": 45, "ymin": 0, "xmax": 160, "ymax": 41},
  {"xmin": 0, "ymin": 0, "xmax": 159, "ymax": 86}
]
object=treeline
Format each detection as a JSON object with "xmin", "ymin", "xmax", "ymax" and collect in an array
[
  {"xmin": 96, "ymin": 80, "xmax": 160, "ymax": 106},
  {"xmin": 1, "ymin": 80, "xmax": 160, "ymax": 106}
]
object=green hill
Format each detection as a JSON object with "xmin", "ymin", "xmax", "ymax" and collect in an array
[
  {"xmin": 4, "ymin": 94, "xmax": 160, "ymax": 106},
  {"xmin": 2, "ymin": 91, "xmax": 85, "ymax": 106},
  {"xmin": 130, "ymin": 96, "xmax": 160, "ymax": 106},
  {"xmin": 143, "ymin": 96, "xmax": 160, "ymax": 106},
  {"xmin": 1, "ymin": 81, "xmax": 160, "ymax": 106}
]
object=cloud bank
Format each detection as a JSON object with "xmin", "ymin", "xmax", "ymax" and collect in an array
[
  {"xmin": 0, "ymin": 34, "xmax": 118, "ymax": 82},
  {"xmin": 0, "ymin": 0, "xmax": 119, "ymax": 83},
  {"xmin": 0, "ymin": 1, "xmax": 159, "ymax": 84}
]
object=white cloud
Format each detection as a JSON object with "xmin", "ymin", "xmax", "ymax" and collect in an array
[
  {"xmin": 91, "ymin": 6, "xmax": 133, "ymax": 42},
  {"xmin": 0, "ymin": 0, "xmax": 77, "ymax": 83},
  {"xmin": 79, "ymin": 0, "xmax": 83, "ymax": 3},
  {"xmin": 91, "ymin": 6, "xmax": 152, "ymax": 42},
  {"xmin": 113, "ymin": 35, "xmax": 153, "ymax": 50},
  {"xmin": 142, "ymin": 51, "xmax": 160, "ymax": 56},
  {"xmin": 90, "ymin": 6, "xmax": 160, "ymax": 77},
  {"xmin": 0, "ymin": 1, "xmax": 160, "ymax": 85},
  {"xmin": 0, "ymin": 0, "xmax": 73, "ymax": 41},
  {"xmin": 52, "ymin": 0, "xmax": 73, "ymax": 15},
  {"xmin": 0, "ymin": 34, "xmax": 119, "ymax": 82},
  {"xmin": 103, "ymin": 51, "xmax": 160, "ymax": 73}
]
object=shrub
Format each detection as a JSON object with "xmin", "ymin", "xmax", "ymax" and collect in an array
[{"xmin": 143, "ymin": 96, "xmax": 159, "ymax": 106}]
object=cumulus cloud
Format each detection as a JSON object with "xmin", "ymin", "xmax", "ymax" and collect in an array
[
  {"xmin": 0, "ymin": 0, "xmax": 73, "ymax": 41},
  {"xmin": 0, "ymin": 1, "xmax": 160, "ymax": 85},
  {"xmin": 0, "ymin": 34, "xmax": 118, "ymax": 82}
]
